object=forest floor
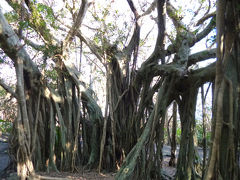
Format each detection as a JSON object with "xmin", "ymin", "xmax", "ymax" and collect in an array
[
  {"xmin": 33, "ymin": 145, "xmax": 180, "ymax": 179},
  {"xmin": 34, "ymin": 170, "xmax": 115, "ymax": 180},
  {"xmin": 35, "ymin": 156, "xmax": 176, "ymax": 180},
  {"xmin": 1, "ymin": 133, "xmax": 204, "ymax": 179},
  {"xmin": 33, "ymin": 147, "xmax": 179, "ymax": 180}
]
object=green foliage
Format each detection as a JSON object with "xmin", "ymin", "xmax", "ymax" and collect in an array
[
  {"xmin": 90, "ymin": 4, "xmax": 130, "ymax": 49},
  {"xmin": 139, "ymin": 39, "xmax": 146, "ymax": 47},
  {"xmin": 164, "ymin": 124, "xmax": 211, "ymax": 146},
  {"xmin": 198, "ymin": 0, "xmax": 206, "ymax": 3},
  {"xmin": 0, "ymin": 87, "xmax": 6, "ymax": 96},
  {"xmin": 176, "ymin": 128, "xmax": 181, "ymax": 144},
  {"xmin": 19, "ymin": 20, "xmax": 29, "ymax": 30},
  {"xmin": 30, "ymin": 3, "xmax": 55, "ymax": 42},
  {"xmin": 31, "ymin": 7, "xmax": 47, "ymax": 29},
  {"xmin": 4, "ymin": 11, "xmax": 18, "ymax": 23},
  {"xmin": 0, "ymin": 119, "xmax": 12, "ymax": 134},
  {"xmin": 211, "ymin": 16, "xmax": 216, "ymax": 26},
  {"xmin": 5, "ymin": 10, "xmax": 30, "ymax": 33},
  {"xmin": 45, "ymin": 68, "xmax": 58, "ymax": 87},
  {"xmin": 193, "ymin": 29, "xmax": 199, "ymax": 35},
  {"xmin": 46, "ymin": 69, "xmax": 58, "ymax": 80},
  {"xmin": 10, "ymin": 2, "xmax": 21, "ymax": 11},
  {"xmin": 195, "ymin": 124, "xmax": 211, "ymax": 147},
  {"xmin": 36, "ymin": 3, "xmax": 56, "ymax": 27},
  {"xmin": 176, "ymin": 6, "xmax": 183, "ymax": 18},
  {"xmin": 93, "ymin": 35, "xmax": 101, "ymax": 45},
  {"xmin": 45, "ymin": 45, "xmax": 59, "ymax": 56},
  {"xmin": 0, "ymin": 58, "xmax": 4, "ymax": 64}
]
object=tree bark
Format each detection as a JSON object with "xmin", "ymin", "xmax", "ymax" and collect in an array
[
  {"xmin": 204, "ymin": 0, "xmax": 240, "ymax": 179},
  {"xmin": 201, "ymin": 85, "xmax": 207, "ymax": 176},
  {"xmin": 176, "ymin": 87, "xmax": 200, "ymax": 180},
  {"xmin": 169, "ymin": 101, "xmax": 177, "ymax": 167},
  {"xmin": 115, "ymin": 76, "xmax": 175, "ymax": 180}
]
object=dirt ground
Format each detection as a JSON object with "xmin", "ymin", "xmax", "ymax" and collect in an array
[
  {"xmin": 35, "ymin": 169, "xmax": 115, "ymax": 180},
  {"xmin": 34, "ymin": 157, "xmax": 176, "ymax": 180},
  {"xmin": 0, "ymin": 133, "xmax": 176, "ymax": 180},
  {"xmin": 162, "ymin": 156, "xmax": 177, "ymax": 178}
]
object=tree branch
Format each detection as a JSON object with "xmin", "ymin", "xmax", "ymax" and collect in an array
[
  {"xmin": 195, "ymin": 16, "xmax": 216, "ymax": 43},
  {"xmin": 138, "ymin": 0, "xmax": 167, "ymax": 66},
  {"xmin": 0, "ymin": 78, "xmax": 17, "ymax": 98},
  {"xmin": 0, "ymin": 9, "xmax": 41, "ymax": 80},
  {"xmin": 24, "ymin": 39, "xmax": 45, "ymax": 51},
  {"xmin": 166, "ymin": 16, "xmax": 216, "ymax": 56},
  {"xmin": 154, "ymin": 0, "xmax": 166, "ymax": 64},
  {"xmin": 76, "ymin": 32, "xmax": 104, "ymax": 62},
  {"xmin": 123, "ymin": 0, "xmax": 141, "ymax": 65},
  {"xmin": 188, "ymin": 48, "xmax": 216, "ymax": 66},
  {"xmin": 190, "ymin": 62, "xmax": 216, "ymax": 86},
  {"xmin": 122, "ymin": 23, "xmax": 140, "ymax": 58},
  {"xmin": 153, "ymin": 63, "xmax": 186, "ymax": 77},
  {"xmin": 126, "ymin": 0, "xmax": 139, "ymax": 19},
  {"xmin": 6, "ymin": 0, "xmax": 58, "ymax": 45},
  {"xmin": 63, "ymin": 0, "xmax": 88, "ymax": 50},
  {"xmin": 196, "ymin": 12, "xmax": 216, "ymax": 26},
  {"xmin": 139, "ymin": 0, "xmax": 157, "ymax": 18},
  {"xmin": 61, "ymin": 59, "xmax": 87, "ymax": 92},
  {"xmin": 166, "ymin": 2, "xmax": 186, "ymax": 31}
]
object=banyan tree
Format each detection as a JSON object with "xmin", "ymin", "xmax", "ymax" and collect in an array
[{"xmin": 0, "ymin": 0, "xmax": 239, "ymax": 179}]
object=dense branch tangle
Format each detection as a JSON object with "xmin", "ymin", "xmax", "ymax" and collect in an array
[
  {"xmin": 77, "ymin": 0, "xmax": 216, "ymax": 179},
  {"xmin": 1, "ymin": 0, "xmax": 101, "ymax": 176},
  {"xmin": 0, "ymin": 0, "xmax": 218, "ymax": 179}
]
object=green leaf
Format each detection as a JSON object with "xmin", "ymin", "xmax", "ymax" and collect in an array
[
  {"xmin": 4, "ymin": 11, "xmax": 18, "ymax": 23},
  {"xmin": 36, "ymin": 3, "xmax": 55, "ymax": 25},
  {"xmin": 19, "ymin": 21, "xmax": 29, "ymax": 29}
]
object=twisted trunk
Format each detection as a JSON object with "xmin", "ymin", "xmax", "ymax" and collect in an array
[{"xmin": 176, "ymin": 87, "xmax": 200, "ymax": 180}]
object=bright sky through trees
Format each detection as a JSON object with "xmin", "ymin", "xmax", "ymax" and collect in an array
[{"xmin": 0, "ymin": 0, "xmax": 216, "ymax": 115}]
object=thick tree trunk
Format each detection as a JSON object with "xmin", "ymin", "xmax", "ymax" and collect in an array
[
  {"xmin": 81, "ymin": 90, "xmax": 103, "ymax": 169},
  {"xmin": 176, "ymin": 87, "xmax": 200, "ymax": 180},
  {"xmin": 115, "ymin": 76, "xmax": 175, "ymax": 180},
  {"xmin": 204, "ymin": 0, "xmax": 240, "ymax": 179}
]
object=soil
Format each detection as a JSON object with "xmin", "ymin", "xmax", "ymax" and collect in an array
[
  {"xmin": 162, "ymin": 156, "xmax": 177, "ymax": 178},
  {"xmin": 34, "ymin": 169, "xmax": 115, "ymax": 180},
  {"xmin": 34, "ymin": 157, "xmax": 176, "ymax": 180},
  {"xmin": 0, "ymin": 134, "xmax": 178, "ymax": 180},
  {"xmin": 34, "ymin": 163, "xmax": 176, "ymax": 180}
]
